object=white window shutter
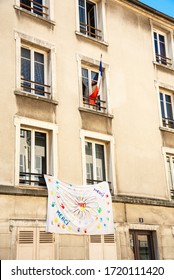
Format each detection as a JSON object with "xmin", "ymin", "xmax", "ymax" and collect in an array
[{"xmin": 16, "ymin": 228, "xmax": 36, "ymax": 260}]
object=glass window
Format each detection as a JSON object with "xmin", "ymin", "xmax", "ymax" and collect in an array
[
  {"xmin": 129, "ymin": 230, "xmax": 156, "ymax": 260},
  {"xmin": 78, "ymin": 0, "xmax": 102, "ymax": 40},
  {"xmin": 81, "ymin": 66, "xmax": 105, "ymax": 111},
  {"xmin": 20, "ymin": 0, "xmax": 48, "ymax": 18},
  {"xmin": 166, "ymin": 154, "xmax": 174, "ymax": 199},
  {"xmin": 19, "ymin": 129, "xmax": 47, "ymax": 186},
  {"xmin": 21, "ymin": 46, "xmax": 50, "ymax": 97},
  {"xmin": 153, "ymin": 30, "xmax": 172, "ymax": 65},
  {"xmin": 159, "ymin": 92, "xmax": 174, "ymax": 128},
  {"xmin": 85, "ymin": 141, "xmax": 106, "ymax": 184}
]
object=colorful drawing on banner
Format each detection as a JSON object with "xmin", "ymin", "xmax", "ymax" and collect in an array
[{"xmin": 45, "ymin": 175, "xmax": 114, "ymax": 235}]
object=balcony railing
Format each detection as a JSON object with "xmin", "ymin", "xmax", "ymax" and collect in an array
[
  {"xmin": 155, "ymin": 54, "xmax": 172, "ymax": 66},
  {"xmin": 83, "ymin": 96, "xmax": 107, "ymax": 112},
  {"xmin": 21, "ymin": 77, "xmax": 51, "ymax": 97},
  {"xmin": 87, "ymin": 179, "xmax": 113, "ymax": 195},
  {"xmin": 20, "ymin": 0, "xmax": 49, "ymax": 18},
  {"xmin": 19, "ymin": 172, "xmax": 46, "ymax": 186},
  {"xmin": 171, "ymin": 189, "xmax": 174, "ymax": 199},
  {"xmin": 80, "ymin": 22, "xmax": 102, "ymax": 40},
  {"xmin": 162, "ymin": 117, "xmax": 174, "ymax": 129}
]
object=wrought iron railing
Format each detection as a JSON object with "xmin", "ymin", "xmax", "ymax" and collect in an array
[
  {"xmin": 162, "ymin": 117, "xmax": 174, "ymax": 129},
  {"xmin": 80, "ymin": 22, "xmax": 102, "ymax": 40},
  {"xmin": 171, "ymin": 189, "xmax": 174, "ymax": 199},
  {"xmin": 83, "ymin": 96, "xmax": 107, "ymax": 112},
  {"xmin": 19, "ymin": 172, "xmax": 46, "ymax": 186},
  {"xmin": 20, "ymin": 0, "xmax": 49, "ymax": 18},
  {"xmin": 87, "ymin": 179, "xmax": 113, "ymax": 195},
  {"xmin": 155, "ymin": 54, "xmax": 172, "ymax": 66},
  {"xmin": 21, "ymin": 77, "xmax": 51, "ymax": 97}
]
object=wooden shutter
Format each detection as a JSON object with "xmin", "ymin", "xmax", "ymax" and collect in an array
[
  {"xmin": 16, "ymin": 228, "xmax": 36, "ymax": 260},
  {"xmin": 89, "ymin": 234, "xmax": 116, "ymax": 260},
  {"xmin": 37, "ymin": 229, "xmax": 55, "ymax": 260}
]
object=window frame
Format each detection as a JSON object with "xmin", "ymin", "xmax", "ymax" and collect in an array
[
  {"xmin": 19, "ymin": 0, "xmax": 49, "ymax": 18},
  {"xmin": 85, "ymin": 139, "xmax": 107, "ymax": 185},
  {"xmin": 77, "ymin": 55, "xmax": 110, "ymax": 114},
  {"xmin": 80, "ymin": 129, "xmax": 116, "ymax": 195},
  {"xmin": 163, "ymin": 147, "xmax": 174, "ymax": 199},
  {"xmin": 129, "ymin": 230, "xmax": 156, "ymax": 260},
  {"xmin": 21, "ymin": 44, "xmax": 50, "ymax": 97},
  {"xmin": 76, "ymin": 0, "xmax": 107, "ymax": 43},
  {"xmin": 14, "ymin": 116, "xmax": 58, "ymax": 187},
  {"xmin": 19, "ymin": 125, "xmax": 48, "ymax": 186},
  {"xmin": 15, "ymin": 31, "xmax": 56, "ymax": 101},
  {"xmin": 81, "ymin": 63, "xmax": 106, "ymax": 112},
  {"xmin": 159, "ymin": 91, "xmax": 174, "ymax": 129},
  {"xmin": 151, "ymin": 23, "xmax": 173, "ymax": 67}
]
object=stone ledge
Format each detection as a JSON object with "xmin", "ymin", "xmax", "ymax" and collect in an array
[
  {"xmin": 0, "ymin": 185, "xmax": 47, "ymax": 197},
  {"xmin": 1, "ymin": 185, "xmax": 174, "ymax": 207},
  {"xmin": 112, "ymin": 195, "xmax": 174, "ymax": 208}
]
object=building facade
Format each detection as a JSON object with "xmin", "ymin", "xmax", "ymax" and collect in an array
[{"xmin": 0, "ymin": 0, "xmax": 174, "ymax": 260}]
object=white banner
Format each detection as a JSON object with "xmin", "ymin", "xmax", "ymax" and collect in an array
[{"xmin": 45, "ymin": 175, "xmax": 114, "ymax": 235}]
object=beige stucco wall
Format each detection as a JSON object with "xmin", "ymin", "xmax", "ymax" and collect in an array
[{"xmin": 1, "ymin": 0, "xmax": 174, "ymax": 260}]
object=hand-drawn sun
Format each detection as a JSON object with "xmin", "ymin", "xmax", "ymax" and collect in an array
[{"xmin": 71, "ymin": 191, "xmax": 99, "ymax": 222}]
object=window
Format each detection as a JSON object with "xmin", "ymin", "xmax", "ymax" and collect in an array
[
  {"xmin": 85, "ymin": 141, "xmax": 106, "ymax": 184},
  {"xmin": 81, "ymin": 65, "xmax": 106, "ymax": 112},
  {"xmin": 153, "ymin": 30, "xmax": 172, "ymax": 66},
  {"xmin": 159, "ymin": 92, "xmax": 174, "ymax": 129},
  {"xmin": 129, "ymin": 230, "xmax": 156, "ymax": 260},
  {"xmin": 14, "ymin": 116, "xmax": 58, "ymax": 187},
  {"xmin": 80, "ymin": 130, "xmax": 116, "ymax": 195},
  {"xmin": 21, "ymin": 46, "xmax": 51, "ymax": 97},
  {"xmin": 166, "ymin": 154, "xmax": 174, "ymax": 199},
  {"xmin": 78, "ymin": 0, "xmax": 102, "ymax": 40},
  {"xmin": 19, "ymin": 128, "xmax": 47, "ymax": 186},
  {"xmin": 20, "ymin": 0, "xmax": 49, "ymax": 18}
]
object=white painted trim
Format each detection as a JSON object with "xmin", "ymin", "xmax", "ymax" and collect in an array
[
  {"xmin": 14, "ymin": 30, "xmax": 56, "ymax": 99},
  {"xmin": 161, "ymin": 147, "xmax": 173, "ymax": 199},
  {"xmin": 76, "ymin": 53, "xmax": 110, "ymax": 113},
  {"xmin": 80, "ymin": 129, "xmax": 117, "ymax": 193},
  {"xmin": 14, "ymin": 116, "xmax": 58, "ymax": 186}
]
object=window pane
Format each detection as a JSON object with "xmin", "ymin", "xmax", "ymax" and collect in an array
[
  {"xmin": 20, "ymin": 129, "xmax": 31, "ymax": 183},
  {"xmin": 33, "ymin": 0, "xmax": 43, "ymax": 16},
  {"xmin": 138, "ymin": 235, "xmax": 152, "ymax": 260},
  {"xmin": 34, "ymin": 52, "xmax": 44, "ymax": 95},
  {"xmin": 21, "ymin": 48, "xmax": 31, "ymax": 92},
  {"xmin": 85, "ymin": 142, "xmax": 93, "ymax": 182},
  {"xmin": 82, "ymin": 68, "xmax": 89, "ymax": 97},
  {"xmin": 79, "ymin": 0, "xmax": 86, "ymax": 34},
  {"xmin": 35, "ymin": 132, "xmax": 47, "ymax": 174},
  {"xmin": 20, "ymin": 0, "xmax": 31, "ymax": 11},
  {"xmin": 95, "ymin": 144, "xmax": 106, "ymax": 181},
  {"xmin": 167, "ymin": 156, "xmax": 173, "ymax": 188},
  {"xmin": 87, "ymin": 1, "xmax": 96, "ymax": 36},
  {"xmin": 160, "ymin": 93, "xmax": 165, "ymax": 118},
  {"xmin": 165, "ymin": 95, "xmax": 173, "ymax": 119}
]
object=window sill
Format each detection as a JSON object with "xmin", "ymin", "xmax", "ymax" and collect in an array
[
  {"xmin": 75, "ymin": 31, "xmax": 109, "ymax": 47},
  {"xmin": 14, "ymin": 5, "xmax": 55, "ymax": 26},
  {"xmin": 14, "ymin": 90, "xmax": 58, "ymax": 105},
  {"xmin": 153, "ymin": 61, "xmax": 174, "ymax": 72},
  {"xmin": 159, "ymin": 126, "xmax": 174, "ymax": 133},
  {"xmin": 79, "ymin": 107, "xmax": 114, "ymax": 119},
  {"xmin": 0, "ymin": 184, "xmax": 48, "ymax": 197}
]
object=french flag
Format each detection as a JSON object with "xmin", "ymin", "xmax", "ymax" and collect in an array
[{"xmin": 89, "ymin": 55, "xmax": 102, "ymax": 105}]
